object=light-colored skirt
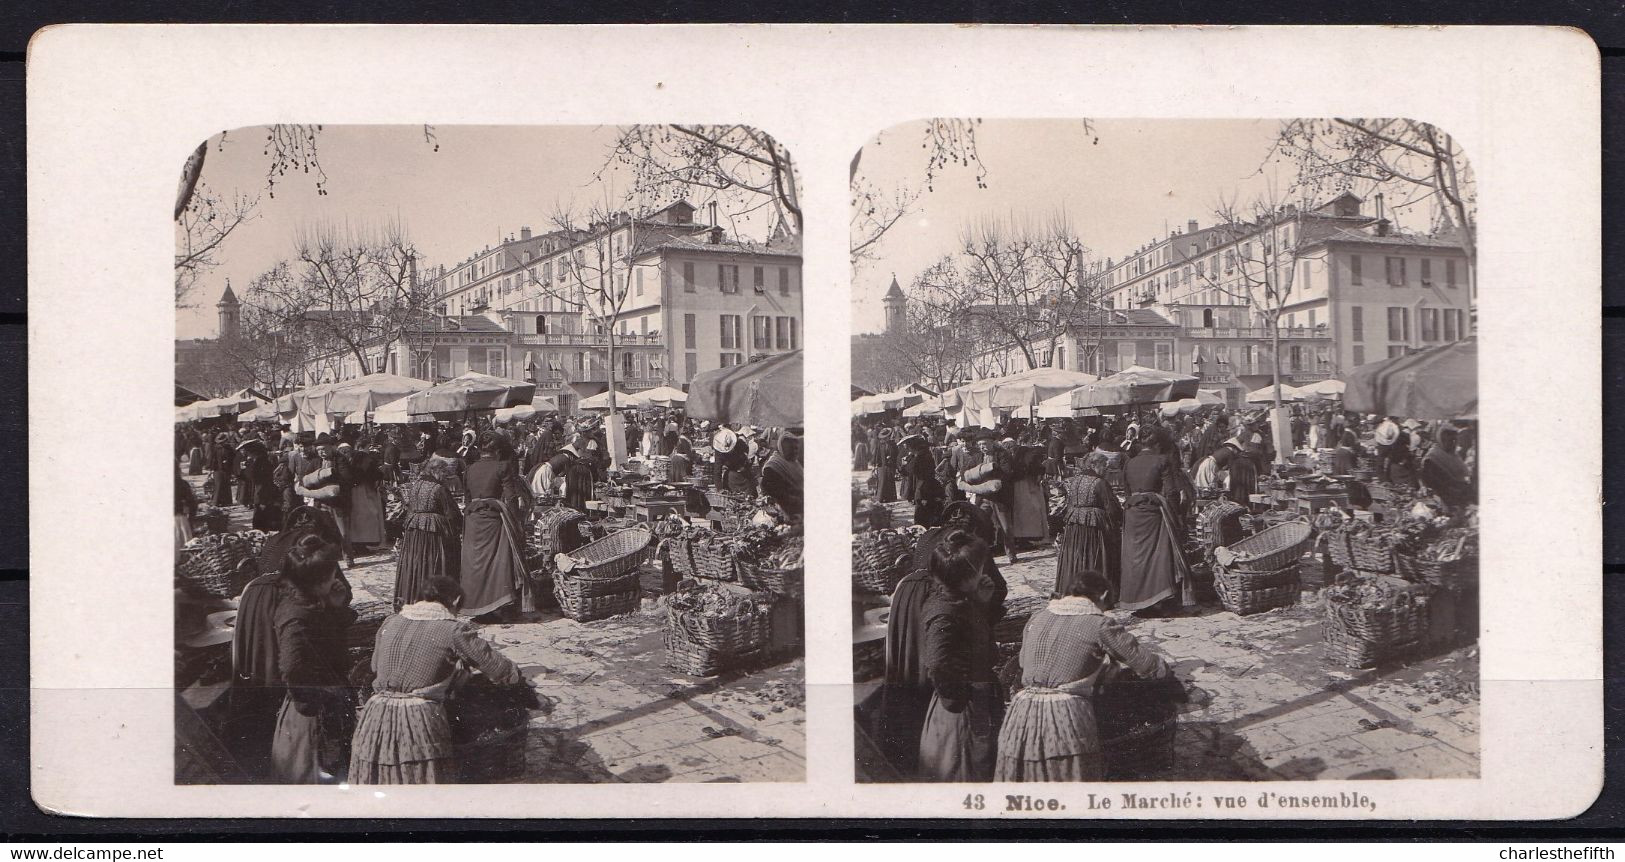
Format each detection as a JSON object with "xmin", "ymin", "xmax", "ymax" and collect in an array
[
  {"xmin": 349, "ymin": 694, "xmax": 456, "ymax": 785},
  {"xmin": 994, "ymin": 688, "xmax": 1105, "ymax": 782}
]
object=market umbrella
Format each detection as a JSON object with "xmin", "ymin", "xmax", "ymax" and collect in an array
[
  {"xmin": 1246, "ymin": 383, "xmax": 1308, "ymax": 404},
  {"xmin": 493, "ymin": 399, "xmax": 559, "ymax": 423},
  {"xmin": 579, "ymin": 389, "xmax": 641, "ymax": 411},
  {"xmin": 370, "ymin": 394, "xmax": 421, "ymax": 425},
  {"xmin": 1159, "ymin": 388, "xmax": 1227, "ymax": 417},
  {"xmin": 322, "ymin": 373, "xmax": 434, "ymax": 417},
  {"xmin": 1069, "ymin": 365, "xmax": 1199, "ymax": 410},
  {"xmin": 1343, "ymin": 338, "xmax": 1477, "ymax": 420},
  {"xmin": 1298, "ymin": 378, "xmax": 1347, "ymax": 400},
  {"xmin": 954, "ymin": 367, "xmax": 1098, "ymax": 428},
  {"xmin": 852, "ymin": 387, "xmax": 925, "ymax": 416},
  {"xmin": 686, "ymin": 350, "xmax": 802, "ymax": 428},
  {"xmin": 236, "ymin": 401, "xmax": 282, "ymax": 424},
  {"xmin": 902, "ymin": 396, "xmax": 947, "ymax": 418},
  {"xmin": 633, "ymin": 385, "xmax": 689, "ymax": 408},
  {"xmin": 407, "ymin": 371, "xmax": 536, "ymax": 415}
]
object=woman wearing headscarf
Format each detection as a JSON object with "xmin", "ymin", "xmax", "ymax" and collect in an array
[
  {"xmin": 995, "ymin": 569, "xmax": 1172, "ymax": 781},
  {"xmin": 760, "ymin": 433, "xmax": 805, "ymax": 521},
  {"xmin": 345, "ymin": 444, "xmax": 387, "ymax": 553},
  {"xmin": 916, "ymin": 530, "xmax": 1005, "ymax": 782},
  {"xmin": 1223, "ymin": 441, "xmax": 1259, "ymax": 505},
  {"xmin": 459, "ymin": 433, "xmax": 532, "ymax": 621},
  {"xmin": 1055, "ymin": 461, "xmax": 1122, "ymax": 604},
  {"xmin": 1118, "ymin": 428, "xmax": 1194, "ymax": 615},
  {"xmin": 237, "ymin": 437, "xmax": 280, "ymax": 532},
  {"xmin": 394, "ymin": 458, "xmax": 463, "ymax": 612},
  {"xmin": 187, "ymin": 427, "xmax": 206, "ymax": 476},
  {"xmin": 210, "ymin": 432, "xmax": 236, "ymax": 507},
  {"xmin": 1008, "ymin": 439, "xmax": 1052, "ymax": 548},
  {"xmin": 1420, "ymin": 427, "xmax": 1475, "ymax": 508},
  {"xmin": 899, "ymin": 434, "xmax": 943, "ymax": 528},
  {"xmin": 1333, "ymin": 429, "xmax": 1363, "ymax": 476},
  {"xmin": 872, "ymin": 428, "xmax": 898, "ymax": 504},
  {"xmin": 175, "ymin": 466, "xmax": 197, "ymax": 552},
  {"xmin": 269, "ymin": 535, "xmax": 356, "ymax": 783},
  {"xmin": 875, "ymin": 502, "xmax": 1004, "ymax": 779},
  {"xmin": 668, "ymin": 435, "xmax": 694, "ymax": 484},
  {"xmin": 852, "ymin": 423, "xmax": 872, "ymax": 471},
  {"xmin": 349, "ymin": 576, "xmax": 525, "ymax": 785}
]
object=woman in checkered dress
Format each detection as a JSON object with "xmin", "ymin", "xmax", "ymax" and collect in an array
[
  {"xmin": 995, "ymin": 570, "xmax": 1170, "ymax": 782},
  {"xmin": 349, "ymin": 576, "xmax": 523, "ymax": 785}
]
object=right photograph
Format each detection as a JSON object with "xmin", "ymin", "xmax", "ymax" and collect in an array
[{"xmin": 849, "ymin": 119, "xmax": 1479, "ymax": 784}]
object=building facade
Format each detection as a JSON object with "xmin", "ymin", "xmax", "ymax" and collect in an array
[{"xmin": 297, "ymin": 200, "xmax": 802, "ymax": 414}]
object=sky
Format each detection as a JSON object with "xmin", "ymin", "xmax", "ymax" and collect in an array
[
  {"xmin": 175, "ymin": 125, "xmax": 777, "ymax": 338},
  {"xmin": 849, "ymin": 119, "xmax": 1434, "ymax": 334}
]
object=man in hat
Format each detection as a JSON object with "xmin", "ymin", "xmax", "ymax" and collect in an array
[
  {"xmin": 713, "ymin": 426, "xmax": 757, "ymax": 496},
  {"xmin": 300, "ymin": 433, "xmax": 357, "ymax": 567}
]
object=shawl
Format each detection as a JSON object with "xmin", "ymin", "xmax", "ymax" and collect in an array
[
  {"xmin": 232, "ymin": 573, "xmax": 284, "ymax": 688},
  {"xmin": 885, "ymin": 570, "xmax": 933, "ymax": 688}
]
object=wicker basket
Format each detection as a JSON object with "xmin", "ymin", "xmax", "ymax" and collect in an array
[
  {"xmin": 556, "ymin": 527, "xmax": 655, "ymax": 580},
  {"xmin": 665, "ymin": 537, "xmax": 698, "ymax": 579},
  {"xmin": 1103, "ymin": 715, "xmax": 1178, "ymax": 780},
  {"xmin": 552, "ymin": 577, "xmax": 642, "ymax": 622},
  {"xmin": 697, "ymin": 461, "xmax": 721, "ymax": 487},
  {"xmin": 1214, "ymin": 563, "xmax": 1300, "ymax": 616},
  {"xmin": 994, "ymin": 593, "xmax": 1050, "ymax": 643},
  {"xmin": 1394, "ymin": 553, "xmax": 1477, "ymax": 592},
  {"xmin": 664, "ymin": 634, "xmax": 767, "ymax": 677},
  {"xmin": 176, "ymin": 531, "xmax": 267, "ymax": 598},
  {"xmin": 534, "ymin": 506, "xmax": 589, "ymax": 556},
  {"xmin": 691, "ymin": 538, "xmax": 740, "ymax": 582},
  {"xmin": 1194, "ymin": 499, "xmax": 1247, "ymax": 553},
  {"xmin": 1218, "ymin": 521, "xmax": 1312, "ymax": 574},
  {"xmin": 853, "ymin": 530, "xmax": 915, "ymax": 573},
  {"xmin": 1322, "ymin": 577, "xmax": 1432, "ymax": 668},
  {"xmin": 742, "ymin": 564, "xmax": 804, "ymax": 598},
  {"xmin": 1326, "ymin": 529, "xmax": 1397, "ymax": 574},
  {"xmin": 853, "ymin": 557, "xmax": 908, "ymax": 595}
]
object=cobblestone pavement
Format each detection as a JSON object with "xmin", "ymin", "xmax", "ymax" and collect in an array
[
  {"xmin": 194, "ymin": 481, "xmax": 806, "ymax": 783},
  {"xmin": 856, "ymin": 474, "xmax": 1478, "ymax": 781}
]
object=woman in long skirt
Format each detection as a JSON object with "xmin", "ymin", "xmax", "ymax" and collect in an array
[
  {"xmin": 269, "ymin": 535, "xmax": 356, "ymax": 783},
  {"xmin": 917, "ymin": 530, "xmax": 1004, "ymax": 782},
  {"xmin": 345, "ymin": 446, "xmax": 388, "ymax": 552},
  {"xmin": 210, "ymin": 433, "xmax": 236, "ymax": 507},
  {"xmin": 1055, "ymin": 468, "xmax": 1121, "ymax": 602},
  {"xmin": 873, "ymin": 430, "xmax": 898, "ymax": 504},
  {"xmin": 995, "ymin": 570, "xmax": 1170, "ymax": 781},
  {"xmin": 1118, "ymin": 430, "xmax": 1194, "ymax": 614},
  {"xmin": 349, "ymin": 576, "xmax": 523, "ymax": 784},
  {"xmin": 394, "ymin": 459, "xmax": 463, "ymax": 612},
  {"xmin": 459, "ymin": 436, "xmax": 530, "ymax": 620}
]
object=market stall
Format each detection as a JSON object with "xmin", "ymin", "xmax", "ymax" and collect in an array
[{"xmin": 952, "ymin": 367, "xmax": 1098, "ymax": 428}]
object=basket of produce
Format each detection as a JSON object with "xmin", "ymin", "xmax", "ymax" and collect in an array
[
  {"xmin": 994, "ymin": 593, "xmax": 1050, "ymax": 643},
  {"xmin": 554, "ymin": 527, "xmax": 655, "ymax": 581},
  {"xmin": 664, "ymin": 582, "xmax": 774, "ymax": 677},
  {"xmin": 1097, "ymin": 672, "xmax": 1181, "ymax": 780},
  {"xmin": 697, "ymin": 461, "xmax": 721, "ymax": 487},
  {"xmin": 741, "ymin": 535, "xmax": 805, "ymax": 598},
  {"xmin": 177, "ymin": 530, "xmax": 270, "ymax": 598},
  {"xmin": 1322, "ymin": 575, "xmax": 1433, "ymax": 668},
  {"xmin": 1213, "ymin": 562, "xmax": 1300, "ymax": 616},
  {"xmin": 851, "ymin": 527, "xmax": 916, "ymax": 596},
  {"xmin": 644, "ymin": 456, "xmax": 671, "ymax": 483},
  {"xmin": 447, "ymin": 675, "xmax": 542, "ymax": 784},
  {"xmin": 1213, "ymin": 520, "xmax": 1311, "ymax": 575},
  {"xmin": 1393, "ymin": 527, "xmax": 1478, "ymax": 592},
  {"xmin": 1325, "ymin": 524, "xmax": 1398, "ymax": 574}
]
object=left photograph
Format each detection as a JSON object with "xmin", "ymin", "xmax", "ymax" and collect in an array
[{"xmin": 172, "ymin": 124, "xmax": 806, "ymax": 785}]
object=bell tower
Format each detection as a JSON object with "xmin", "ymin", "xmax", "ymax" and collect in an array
[
  {"xmin": 217, "ymin": 280, "xmax": 241, "ymax": 341},
  {"xmin": 882, "ymin": 274, "xmax": 906, "ymax": 334}
]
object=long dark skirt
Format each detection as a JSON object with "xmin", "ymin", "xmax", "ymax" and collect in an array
[
  {"xmin": 875, "ymin": 683, "xmax": 933, "ymax": 779},
  {"xmin": 875, "ymin": 465, "xmax": 896, "ymax": 503},
  {"xmin": 188, "ymin": 447, "xmax": 205, "ymax": 475},
  {"xmin": 395, "ymin": 526, "xmax": 458, "ymax": 611},
  {"xmin": 918, "ymin": 684, "xmax": 1003, "ymax": 782},
  {"xmin": 1118, "ymin": 495, "xmax": 1192, "ymax": 612},
  {"xmin": 853, "ymin": 443, "xmax": 871, "ymax": 471},
  {"xmin": 1056, "ymin": 521, "xmax": 1117, "ymax": 602},
  {"xmin": 460, "ymin": 500, "xmax": 523, "ymax": 618},
  {"xmin": 210, "ymin": 471, "xmax": 234, "ymax": 507}
]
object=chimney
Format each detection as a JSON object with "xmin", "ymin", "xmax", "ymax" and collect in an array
[
  {"xmin": 1187, "ymin": 220, "xmax": 1199, "ymax": 234},
  {"xmin": 708, "ymin": 226, "xmax": 724, "ymax": 245},
  {"xmin": 1375, "ymin": 219, "xmax": 1392, "ymax": 237},
  {"xmin": 520, "ymin": 226, "xmax": 531, "ymax": 240},
  {"xmin": 708, "ymin": 201, "xmax": 719, "ymax": 227}
]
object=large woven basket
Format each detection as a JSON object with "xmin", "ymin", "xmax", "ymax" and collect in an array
[
  {"xmin": 690, "ymin": 538, "xmax": 740, "ymax": 582},
  {"xmin": 853, "ymin": 557, "xmax": 909, "ymax": 596},
  {"xmin": 1214, "ymin": 563, "xmax": 1300, "ymax": 616},
  {"xmin": 664, "ymin": 537, "xmax": 698, "ymax": 579},
  {"xmin": 853, "ymin": 530, "xmax": 915, "ymax": 574},
  {"xmin": 1218, "ymin": 521, "xmax": 1311, "ymax": 574},
  {"xmin": 664, "ymin": 634, "xmax": 768, "ymax": 677},
  {"xmin": 1322, "ymin": 577, "xmax": 1432, "ymax": 668},
  {"xmin": 1194, "ymin": 499, "xmax": 1247, "ymax": 553},
  {"xmin": 1395, "ymin": 552, "xmax": 1478, "ymax": 593},
  {"xmin": 667, "ymin": 595, "xmax": 773, "ymax": 652},
  {"xmin": 742, "ymin": 564, "xmax": 804, "ymax": 598},
  {"xmin": 994, "ymin": 593, "xmax": 1050, "ymax": 643},
  {"xmin": 1327, "ymin": 529, "xmax": 1397, "ymax": 574},
  {"xmin": 556, "ymin": 527, "xmax": 655, "ymax": 580},
  {"xmin": 534, "ymin": 506, "xmax": 589, "ymax": 556},
  {"xmin": 552, "ymin": 576, "xmax": 642, "ymax": 622}
]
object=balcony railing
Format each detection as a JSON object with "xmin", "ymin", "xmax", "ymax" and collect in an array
[
  {"xmin": 1182, "ymin": 326, "xmax": 1330, "ymax": 340},
  {"xmin": 1198, "ymin": 365, "xmax": 1335, "ymax": 383},
  {"xmin": 516, "ymin": 332, "xmax": 664, "ymax": 347}
]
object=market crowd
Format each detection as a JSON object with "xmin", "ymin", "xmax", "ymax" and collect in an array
[
  {"xmin": 175, "ymin": 406, "xmax": 803, "ymax": 785},
  {"xmin": 854, "ymin": 403, "xmax": 1478, "ymax": 782}
]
